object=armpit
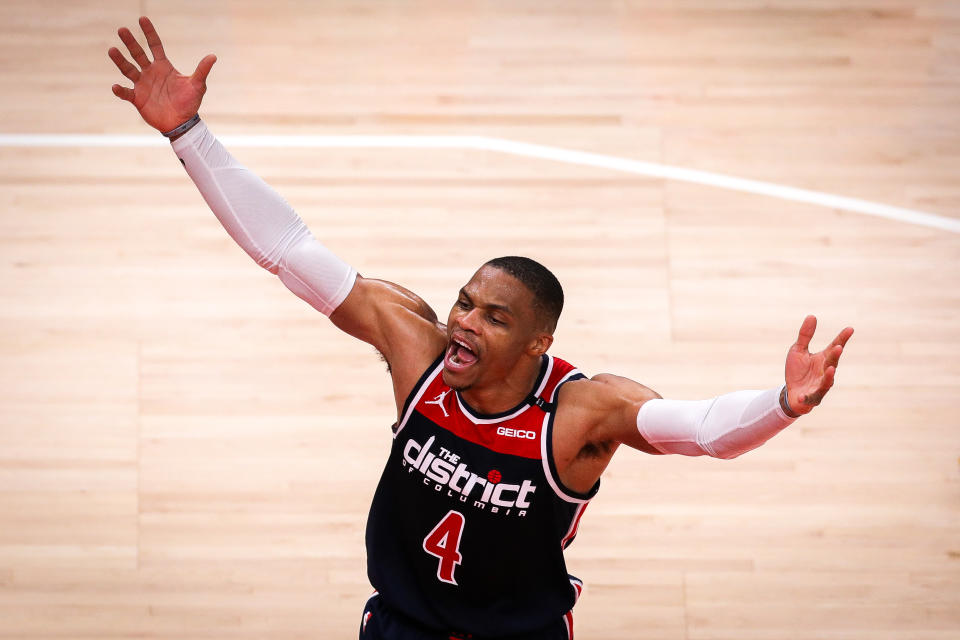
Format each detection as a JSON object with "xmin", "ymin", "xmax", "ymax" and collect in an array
[{"xmin": 577, "ymin": 439, "xmax": 615, "ymax": 460}]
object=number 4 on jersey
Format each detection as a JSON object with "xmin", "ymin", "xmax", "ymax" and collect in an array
[{"xmin": 422, "ymin": 510, "xmax": 465, "ymax": 585}]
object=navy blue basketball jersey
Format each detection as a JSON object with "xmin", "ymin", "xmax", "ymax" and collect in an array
[{"xmin": 365, "ymin": 353, "xmax": 597, "ymax": 638}]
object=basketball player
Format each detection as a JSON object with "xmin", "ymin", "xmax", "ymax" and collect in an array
[{"xmin": 109, "ymin": 17, "xmax": 854, "ymax": 640}]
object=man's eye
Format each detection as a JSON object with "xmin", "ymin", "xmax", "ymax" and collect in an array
[
  {"xmin": 488, "ymin": 315, "xmax": 503, "ymax": 325},
  {"xmin": 457, "ymin": 300, "xmax": 470, "ymax": 309}
]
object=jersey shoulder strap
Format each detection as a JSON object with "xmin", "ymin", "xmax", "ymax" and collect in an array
[
  {"xmin": 526, "ymin": 355, "xmax": 584, "ymax": 413},
  {"xmin": 536, "ymin": 355, "xmax": 598, "ymax": 503}
]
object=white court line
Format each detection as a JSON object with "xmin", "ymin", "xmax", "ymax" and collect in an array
[{"xmin": 1, "ymin": 133, "xmax": 957, "ymax": 234}]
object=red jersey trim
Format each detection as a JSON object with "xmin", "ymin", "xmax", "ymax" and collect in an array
[
  {"xmin": 454, "ymin": 356, "xmax": 554, "ymax": 425},
  {"xmin": 394, "ymin": 354, "xmax": 585, "ymax": 462},
  {"xmin": 393, "ymin": 354, "xmax": 445, "ymax": 438}
]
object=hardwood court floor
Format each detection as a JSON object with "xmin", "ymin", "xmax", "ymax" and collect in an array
[{"xmin": 0, "ymin": 1, "xmax": 958, "ymax": 638}]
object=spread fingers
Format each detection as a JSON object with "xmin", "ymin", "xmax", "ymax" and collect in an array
[
  {"xmin": 108, "ymin": 47, "xmax": 140, "ymax": 82},
  {"xmin": 139, "ymin": 16, "xmax": 167, "ymax": 62},
  {"xmin": 118, "ymin": 26, "xmax": 150, "ymax": 68}
]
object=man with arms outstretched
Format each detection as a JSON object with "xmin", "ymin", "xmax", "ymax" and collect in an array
[{"xmin": 109, "ymin": 18, "xmax": 854, "ymax": 640}]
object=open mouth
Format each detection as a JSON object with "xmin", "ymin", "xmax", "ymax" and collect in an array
[{"xmin": 444, "ymin": 335, "xmax": 478, "ymax": 373}]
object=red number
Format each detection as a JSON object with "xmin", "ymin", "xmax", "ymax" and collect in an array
[{"xmin": 422, "ymin": 510, "xmax": 465, "ymax": 584}]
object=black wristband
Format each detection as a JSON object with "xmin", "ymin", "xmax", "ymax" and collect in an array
[
  {"xmin": 780, "ymin": 385, "xmax": 801, "ymax": 418},
  {"xmin": 162, "ymin": 114, "xmax": 201, "ymax": 138}
]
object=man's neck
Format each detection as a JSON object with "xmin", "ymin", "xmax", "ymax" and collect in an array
[{"xmin": 458, "ymin": 355, "xmax": 543, "ymax": 415}]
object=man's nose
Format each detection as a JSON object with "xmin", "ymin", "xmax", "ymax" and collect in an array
[{"xmin": 459, "ymin": 308, "xmax": 482, "ymax": 334}]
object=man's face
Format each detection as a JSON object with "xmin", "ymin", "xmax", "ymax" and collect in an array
[{"xmin": 442, "ymin": 265, "xmax": 548, "ymax": 392}]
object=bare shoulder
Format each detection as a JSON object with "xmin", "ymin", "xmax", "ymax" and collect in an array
[
  {"xmin": 548, "ymin": 373, "xmax": 663, "ymax": 493},
  {"xmin": 589, "ymin": 373, "xmax": 661, "ymax": 403},
  {"xmin": 558, "ymin": 374, "xmax": 661, "ymax": 414},
  {"xmin": 556, "ymin": 373, "xmax": 663, "ymax": 454},
  {"xmin": 330, "ymin": 275, "xmax": 448, "ymax": 411}
]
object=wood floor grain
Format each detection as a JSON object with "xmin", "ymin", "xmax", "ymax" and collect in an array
[{"xmin": 0, "ymin": 1, "xmax": 957, "ymax": 638}]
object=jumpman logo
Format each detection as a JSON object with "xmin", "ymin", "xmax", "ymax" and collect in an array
[{"xmin": 425, "ymin": 390, "xmax": 451, "ymax": 417}]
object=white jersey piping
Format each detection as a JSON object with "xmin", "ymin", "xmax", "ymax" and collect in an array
[
  {"xmin": 394, "ymin": 360, "xmax": 445, "ymax": 438},
  {"xmin": 539, "ymin": 368, "xmax": 592, "ymax": 504}
]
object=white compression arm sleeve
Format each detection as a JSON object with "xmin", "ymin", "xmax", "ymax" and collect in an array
[
  {"xmin": 170, "ymin": 120, "xmax": 357, "ymax": 316},
  {"xmin": 636, "ymin": 386, "xmax": 797, "ymax": 459}
]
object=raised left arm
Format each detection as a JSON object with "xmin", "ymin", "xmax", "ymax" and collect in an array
[{"xmin": 583, "ymin": 315, "xmax": 854, "ymax": 460}]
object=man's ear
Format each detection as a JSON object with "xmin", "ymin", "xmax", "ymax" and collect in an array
[{"xmin": 528, "ymin": 332, "xmax": 554, "ymax": 356}]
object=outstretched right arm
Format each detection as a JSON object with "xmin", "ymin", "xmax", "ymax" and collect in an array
[
  {"xmin": 109, "ymin": 17, "xmax": 446, "ymax": 409},
  {"xmin": 173, "ymin": 117, "xmax": 445, "ymax": 403}
]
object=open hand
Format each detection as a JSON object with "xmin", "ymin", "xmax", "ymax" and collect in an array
[
  {"xmin": 784, "ymin": 315, "xmax": 854, "ymax": 415},
  {"xmin": 108, "ymin": 16, "xmax": 217, "ymax": 133}
]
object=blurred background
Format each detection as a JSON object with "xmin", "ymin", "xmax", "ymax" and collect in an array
[{"xmin": 0, "ymin": 1, "xmax": 957, "ymax": 638}]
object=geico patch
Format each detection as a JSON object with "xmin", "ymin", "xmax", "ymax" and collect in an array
[{"xmin": 496, "ymin": 427, "xmax": 537, "ymax": 440}]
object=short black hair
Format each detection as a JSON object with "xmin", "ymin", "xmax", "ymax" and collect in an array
[{"xmin": 484, "ymin": 256, "xmax": 563, "ymax": 333}]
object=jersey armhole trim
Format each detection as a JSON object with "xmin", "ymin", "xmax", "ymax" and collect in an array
[
  {"xmin": 539, "ymin": 372, "xmax": 600, "ymax": 503},
  {"xmin": 393, "ymin": 353, "xmax": 445, "ymax": 436}
]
